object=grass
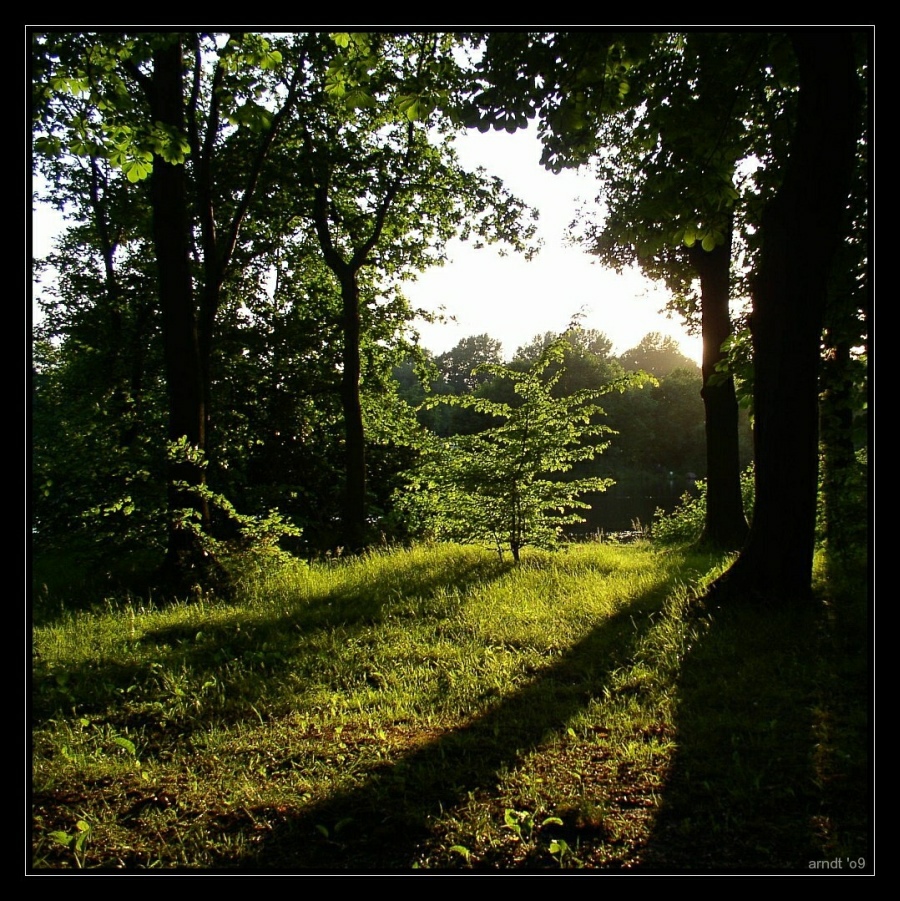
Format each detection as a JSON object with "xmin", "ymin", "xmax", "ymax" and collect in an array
[{"xmin": 30, "ymin": 541, "xmax": 870, "ymax": 873}]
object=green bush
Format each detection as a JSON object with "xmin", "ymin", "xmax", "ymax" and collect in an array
[
  {"xmin": 653, "ymin": 446, "xmax": 868, "ymax": 559},
  {"xmin": 816, "ymin": 445, "xmax": 868, "ymax": 565},
  {"xmin": 652, "ymin": 464, "xmax": 755, "ymax": 546}
]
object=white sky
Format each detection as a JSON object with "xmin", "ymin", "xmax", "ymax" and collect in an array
[{"xmin": 406, "ymin": 126, "xmax": 703, "ymax": 364}]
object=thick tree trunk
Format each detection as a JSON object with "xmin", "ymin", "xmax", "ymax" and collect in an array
[
  {"xmin": 706, "ymin": 32, "xmax": 860, "ymax": 604},
  {"xmin": 690, "ymin": 227, "xmax": 749, "ymax": 551},
  {"xmin": 148, "ymin": 38, "xmax": 212, "ymax": 581},
  {"xmin": 339, "ymin": 272, "xmax": 368, "ymax": 553}
]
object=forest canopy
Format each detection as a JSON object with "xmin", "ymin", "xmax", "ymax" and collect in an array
[{"xmin": 30, "ymin": 29, "xmax": 869, "ymax": 603}]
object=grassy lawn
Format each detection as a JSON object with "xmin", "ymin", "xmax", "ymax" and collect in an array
[{"xmin": 30, "ymin": 542, "xmax": 870, "ymax": 873}]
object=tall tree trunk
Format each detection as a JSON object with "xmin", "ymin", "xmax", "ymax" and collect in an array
[
  {"xmin": 306, "ymin": 121, "xmax": 411, "ymax": 554},
  {"xmin": 148, "ymin": 38, "xmax": 211, "ymax": 579},
  {"xmin": 706, "ymin": 32, "xmax": 861, "ymax": 604},
  {"xmin": 339, "ymin": 271, "xmax": 368, "ymax": 553},
  {"xmin": 690, "ymin": 225, "xmax": 749, "ymax": 551}
]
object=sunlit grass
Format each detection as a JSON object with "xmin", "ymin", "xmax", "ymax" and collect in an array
[{"xmin": 31, "ymin": 541, "xmax": 867, "ymax": 872}]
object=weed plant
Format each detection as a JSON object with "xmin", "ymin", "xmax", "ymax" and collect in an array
[{"xmin": 31, "ymin": 541, "xmax": 868, "ymax": 872}]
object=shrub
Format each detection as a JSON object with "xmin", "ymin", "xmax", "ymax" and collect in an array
[{"xmin": 653, "ymin": 464, "xmax": 755, "ymax": 546}]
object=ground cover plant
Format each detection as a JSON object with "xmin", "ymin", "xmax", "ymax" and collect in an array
[{"xmin": 30, "ymin": 541, "xmax": 869, "ymax": 872}]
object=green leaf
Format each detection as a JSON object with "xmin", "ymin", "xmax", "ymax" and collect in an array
[
  {"xmin": 450, "ymin": 845, "xmax": 472, "ymax": 861},
  {"xmin": 260, "ymin": 50, "xmax": 282, "ymax": 70},
  {"xmin": 397, "ymin": 94, "xmax": 421, "ymax": 121},
  {"xmin": 124, "ymin": 159, "xmax": 152, "ymax": 182},
  {"xmin": 346, "ymin": 87, "xmax": 376, "ymax": 109},
  {"xmin": 113, "ymin": 735, "xmax": 137, "ymax": 756},
  {"xmin": 34, "ymin": 135, "xmax": 63, "ymax": 157},
  {"xmin": 324, "ymin": 70, "xmax": 346, "ymax": 98}
]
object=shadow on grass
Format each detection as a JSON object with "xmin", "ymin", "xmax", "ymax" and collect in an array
[
  {"xmin": 233, "ymin": 579, "xmax": 867, "ymax": 873},
  {"xmin": 31, "ymin": 551, "xmax": 514, "ymax": 734},
  {"xmin": 33, "ymin": 547, "xmax": 869, "ymax": 873},
  {"xmin": 637, "ymin": 588, "xmax": 870, "ymax": 873},
  {"xmin": 235, "ymin": 585, "xmax": 665, "ymax": 872}
]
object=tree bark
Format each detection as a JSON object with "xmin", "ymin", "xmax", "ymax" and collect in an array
[
  {"xmin": 147, "ymin": 38, "xmax": 211, "ymax": 578},
  {"xmin": 338, "ymin": 271, "xmax": 368, "ymax": 553},
  {"xmin": 706, "ymin": 32, "xmax": 861, "ymax": 604},
  {"xmin": 690, "ymin": 225, "xmax": 750, "ymax": 551}
]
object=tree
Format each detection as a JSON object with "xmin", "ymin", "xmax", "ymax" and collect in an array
[
  {"xmin": 34, "ymin": 32, "xmax": 307, "ymax": 588},
  {"xmin": 617, "ymin": 332, "xmax": 698, "ymax": 380},
  {"xmin": 465, "ymin": 29, "xmax": 867, "ymax": 598},
  {"xmin": 273, "ymin": 32, "xmax": 536, "ymax": 551},
  {"xmin": 549, "ymin": 31, "xmax": 781, "ymax": 550},
  {"xmin": 594, "ymin": 335, "xmax": 711, "ymax": 491},
  {"xmin": 462, "ymin": 29, "xmax": 744, "ymax": 546},
  {"xmin": 434, "ymin": 334, "xmax": 505, "ymax": 393},
  {"xmin": 405, "ymin": 340, "xmax": 617, "ymax": 562},
  {"xmin": 706, "ymin": 31, "xmax": 865, "ymax": 602},
  {"xmin": 510, "ymin": 327, "xmax": 625, "ymax": 400},
  {"xmin": 33, "ymin": 31, "xmax": 538, "ymax": 565},
  {"xmin": 204, "ymin": 247, "xmax": 349, "ymax": 551}
]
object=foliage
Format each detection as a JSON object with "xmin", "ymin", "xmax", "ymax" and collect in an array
[
  {"xmin": 434, "ymin": 333, "xmax": 505, "ymax": 393},
  {"xmin": 514, "ymin": 327, "xmax": 614, "ymax": 367},
  {"xmin": 653, "ymin": 464, "xmax": 755, "ymax": 546},
  {"xmin": 33, "ymin": 31, "xmax": 318, "ymax": 577},
  {"xmin": 816, "ymin": 446, "xmax": 868, "ymax": 563},
  {"xmin": 461, "ymin": 31, "xmax": 777, "ymax": 554},
  {"xmin": 271, "ymin": 35, "xmax": 537, "ymax": 549},
  {"xmin": 655, "ymin": 442, "xmax": 868, "ymax": 557},
  {"xmin": 166, "ymin": 438, "xmax": 303, "ymax": 576},
  {"xmin": 510, "ymin": 327, "xmax": 626, "ymax": 397},
  {"xmin": 402, "ymin": 341, "xmax": 632, "ymax": 561},
  {"xmin": 463, "ymin": 31, "xmax": 656, "ymax": 169},
  {"xmin": 32, "ymin": 30, "xmax": 539, "ymax": 562},
  {"xmin": 567, "ymin": 32, "xmax": 794, "ymax": 306},
  {"xmin": 617, "ymin": 332, "xmax": 699, "ymax": 379},
  {"xmin": 33, "ymin": 33, "xmax": 286, "ymax": 181},
  {"xmin": 31, "ymin": 337, "xmax": 168, "ymax": 560}
]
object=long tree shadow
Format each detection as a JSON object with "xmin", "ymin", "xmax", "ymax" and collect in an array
[
  {"xmin": 637, "ymin": 591, "xmax": 870, "ymax": 873},
  {"xmin": 239, "ymin": 585, "xmax": 665, "ymax": 872},
  {"xmin": 221, "ymin": 577, "xmax": 868, "ymax": 873}
]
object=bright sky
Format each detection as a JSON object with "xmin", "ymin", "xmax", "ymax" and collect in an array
[
  {"xmin": 407, "ymin": 126, "xmax": 703, "ymax": 365},
  {"xmin": 31, "ymin": 126, "xmax": 703, "ymax": 366}
]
